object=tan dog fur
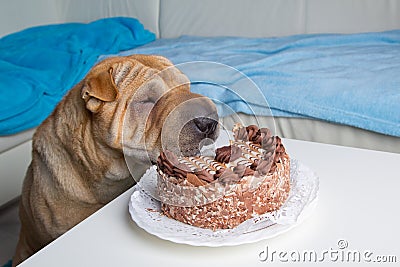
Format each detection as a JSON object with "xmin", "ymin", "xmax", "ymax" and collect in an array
[{"xmin": 13, "ymin": 55, "xmax": 218, "ymax": 266}]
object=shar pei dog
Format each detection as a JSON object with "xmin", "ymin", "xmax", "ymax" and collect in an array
[{"xmin": 13, "ymin": 55, "xmax": 219, "ymax": 266}]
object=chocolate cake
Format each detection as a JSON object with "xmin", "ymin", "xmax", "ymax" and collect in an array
[{"xmin": 156, "ymin": 123, "xmax": 290, "ymax": 230}]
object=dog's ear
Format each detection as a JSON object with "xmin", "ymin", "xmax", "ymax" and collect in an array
[{"xmin": 82, "ymin": 68, "xmax": 118, "ymax": 112}]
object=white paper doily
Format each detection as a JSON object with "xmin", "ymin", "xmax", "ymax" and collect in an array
[{"xmin": 128, "ymin": 158, "xmax": 319, "ymax": 247}]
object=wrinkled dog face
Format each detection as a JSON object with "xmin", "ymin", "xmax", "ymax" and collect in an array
[{"xmin": 81, "ymin": 55, "xmax": 219, "ymax": 165}]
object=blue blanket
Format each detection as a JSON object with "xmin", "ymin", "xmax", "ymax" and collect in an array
[
  {"xmin": 107, "ymin": 31, "xmax": 400, "ymax": 137},
  {"xmin": 0, "ymin": 17, "xmax": 155, "ymax": 135}
]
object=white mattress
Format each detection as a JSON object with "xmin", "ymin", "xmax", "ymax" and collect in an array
[
  {"xmin": 221, "ymin": 114, "xmax": 400, "ymax": 154},
  {"xmin": 0, "ymin": 128, "xmax": 35, "ymax": 154},
  {"xmin": 0, "ymin": 130, "xmax": 34, "ymax": 206}
]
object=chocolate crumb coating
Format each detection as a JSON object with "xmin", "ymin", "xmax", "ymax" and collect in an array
[{"xmin": 157, "ymin": 124, "xmax": 290, "ymax": 230}]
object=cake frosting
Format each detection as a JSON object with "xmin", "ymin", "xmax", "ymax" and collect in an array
[{"xmin": 156, "ymin": 124, "xmax": 290, "ymax": 230}]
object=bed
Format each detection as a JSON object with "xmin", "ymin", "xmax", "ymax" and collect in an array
[{"xmin": 1, "ymin": 0, "xmax": 399, "ymax": 206}]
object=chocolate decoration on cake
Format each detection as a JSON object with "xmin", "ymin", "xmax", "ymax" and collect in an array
[
  {"xmin": 236, "ymin": 126, "xmax": 248, "ymax": 141},
  {"xmin": 156, "ymin": 123, "xmax": 290, "ymax": 230},
  {"xmin": 186, "ymin": 173, "xmax": 206, "ymax": 187},
  {"xmin": 246, "ymin": 125, "xmax": 263, "ymax": 143},
  {"xmin": 194, "ymin": 169, "xmax": 214, "ymax": 183},
  {"xmin": 215, "ymin": 145, "xmax": 242, "ymax": 163}
]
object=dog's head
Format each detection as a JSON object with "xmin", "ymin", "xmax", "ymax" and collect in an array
[{"xmin": 81, "ymin": 55, "xmax": 219, "ymax": 165}]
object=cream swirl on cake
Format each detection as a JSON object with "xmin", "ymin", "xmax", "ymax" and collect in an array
[{"xmin": 156, "ymin": 123, "xmax": 290, "ymax": 230}]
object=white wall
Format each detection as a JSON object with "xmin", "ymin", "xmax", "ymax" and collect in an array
[
  {"xmin": 160, "ymin": 0, "xmax": 400, "ymax": 38},
  {"xmin": 2, "ymin": 0, "xmax": 400, "ymax": 39},
  {"xmin": 0, "ymin": 0, "xmax": 159, "ymax": 38},
  {"xmin": 0, "ymin": 0, "xmax": 62, "ymax": 37},
  {"xmin": 56, "ymin": 0, "xmax": 159, "ymax": 36}
]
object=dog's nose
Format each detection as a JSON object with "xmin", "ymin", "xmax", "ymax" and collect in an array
[{"xmin": 193, "ymin": 117, "xmax": 218, "ymax": 135}]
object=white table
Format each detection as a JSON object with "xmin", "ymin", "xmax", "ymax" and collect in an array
[{"xmin": 19, "ymin": 139, "xmax": 400, "ymax": 266}]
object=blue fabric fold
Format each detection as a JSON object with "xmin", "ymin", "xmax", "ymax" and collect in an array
[
  {"xmin": 105, "ymin": 31, "xmax": 400, "ymax": 137},
  {"xmin": 0, "ymin": 17, "xmax": 155, "ymax": 135}
]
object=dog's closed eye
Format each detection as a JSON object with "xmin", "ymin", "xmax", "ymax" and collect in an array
[
  {"xmin": 139, "ymin": 93, "xmax": 158, "ymax": 104},
  {"xmin": 131, "ymin": 85, "xmax": 165, "ymax": 116}
]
